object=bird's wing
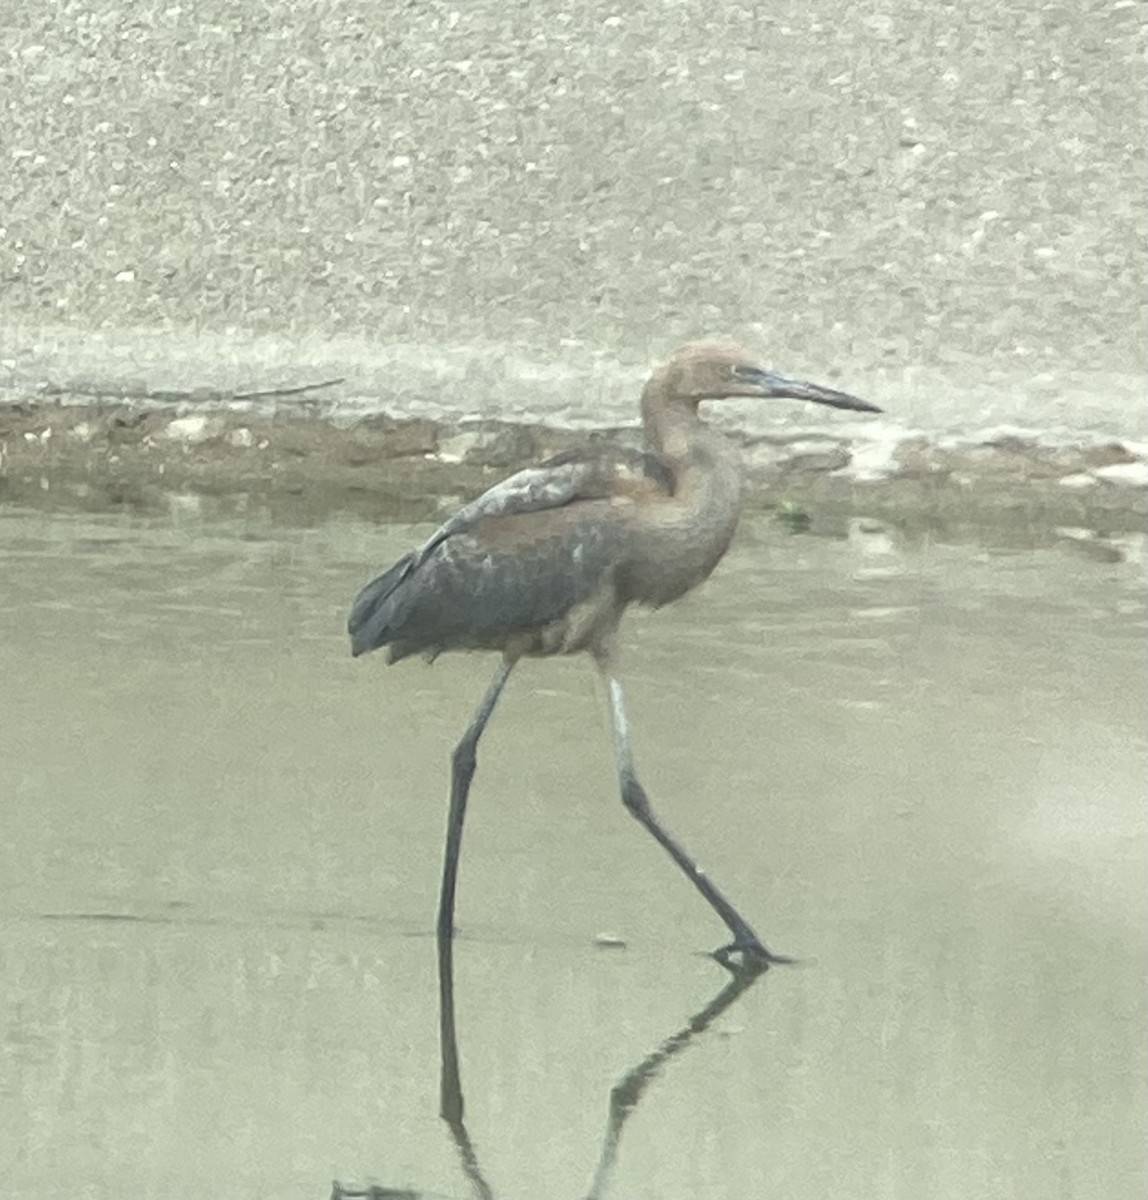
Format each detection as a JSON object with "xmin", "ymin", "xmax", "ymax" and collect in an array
[
  {"xmin": 348, "ymin": 445, "xmax": 672, "ymax": 657},
  {"xmin": 411, "ymin": 444, "xmax": 671, "ymax": 569}
]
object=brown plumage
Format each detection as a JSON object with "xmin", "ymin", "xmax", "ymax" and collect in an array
[{"xmin": 349, "ymin": 342, "xmax": 881, "ymax": 968}]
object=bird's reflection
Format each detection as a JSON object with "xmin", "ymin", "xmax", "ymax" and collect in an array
[
  {"xmin": 332, "ymin": 938, "xmax": 771, "ymax": 1200},
  {"xmin": 436, "ymin": 936, "xmax": 494, "ymax": 1200},
  {"xmin": 580, "ymin": 959, "xmax": 768, "ymax": 1200}
]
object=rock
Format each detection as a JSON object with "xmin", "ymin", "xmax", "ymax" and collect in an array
[
  {"xmin": 1093, "ymin": 461, "xmax": 1148, "ymax": 488},
  {"xmin": 160, "ymin": 415, "xmax": 224, "ymax": 444},
  {"xmin": 1058, "ymin": 473, "xmax": 1098, "ymax": 490}
]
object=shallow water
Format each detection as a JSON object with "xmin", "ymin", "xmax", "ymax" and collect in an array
[{"xmin": 1, "ymin": 499, "xmax": 1145, "ymax": 1199}]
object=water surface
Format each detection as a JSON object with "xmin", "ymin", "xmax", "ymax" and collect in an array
[{"xmin": 1, "ymin": 500, "xmax": 1144, "ymax": 1199}]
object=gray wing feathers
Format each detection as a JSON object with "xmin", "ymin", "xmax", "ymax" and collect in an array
[
  {"xmin": 348, "ymin": 445, "xmax": 670, "ymax": 660},
  {"xmin": 410, "ymin": 462, "xmax": 589, "ymax": 569},
  {"xmin": 348, "ymin": 463, "xmax": 592, "ymax": 657},
  {"xmin": 349, "ymin": 508, "xmax": 625, "ymax": 660},
  {"xmin": 388, "ymin": 512, "xmax": 622, "ymax": 658},
  {"xmin": 347, "ymin": 551, "xmax": 417, "ymax": 657},
  {"xmin": 412, "ymin": 447, "xmax": 672, "ymax": 569}
]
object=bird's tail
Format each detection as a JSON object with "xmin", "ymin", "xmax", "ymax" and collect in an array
[{"xmin": 347, "ymin": 552, "xmax": 416, "ymax": 657}]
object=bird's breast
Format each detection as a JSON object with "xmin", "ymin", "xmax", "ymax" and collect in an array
[{"xmin": 618, "ymin": 454, "xmax": 743, "ymax": 609}]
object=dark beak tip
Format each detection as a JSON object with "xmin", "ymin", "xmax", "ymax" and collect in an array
[
  {"xmin": 815, "ymin": 386, "xmax": 882, "ymax": 415},
  {"xmin": 744, "ymin": 366, "xmax": 882, "ymax": 415},
  {"xmin": 820, "ymin": 388, "xmax": 883, "ymax": 415},
  {"xmin": 809, "ymin": 391, "xmax": 883, "ymax": 415}
]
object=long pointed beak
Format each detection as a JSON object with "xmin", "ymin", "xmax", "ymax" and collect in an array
[{"xmin": 735, "ymin": 366, "xmax": 882, "ymax": 413}]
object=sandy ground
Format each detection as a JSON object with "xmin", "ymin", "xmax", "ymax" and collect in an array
[{"xmin": 1, "ymin": 0, "xmax": 1145, "ymax": 523}]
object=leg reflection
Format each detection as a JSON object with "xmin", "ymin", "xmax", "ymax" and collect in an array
[
  {"xmin": 333, "ymin": 950, "xmax": 772, "ymax": 1199},
  {"xmin": 437, "ymin": 932, "xmax": 494, "ymax": 1200},
  {"xmin": 583, "ymin": 960, "xmax": 768, "ymax": 1200}
]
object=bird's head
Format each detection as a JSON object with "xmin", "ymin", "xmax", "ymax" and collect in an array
[{"xmin": 656, "ymin": 341, "xmax": 881, "ymax": 414}]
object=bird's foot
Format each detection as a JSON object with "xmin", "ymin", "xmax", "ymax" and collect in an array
[{"xmin": 712, "ymin": 936, "xmax": 797, "ymax": 974}]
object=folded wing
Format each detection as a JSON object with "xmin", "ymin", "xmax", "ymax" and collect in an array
[{"xmin": 348, "ymin": 444, "xmax": 673, "ymax": 660}]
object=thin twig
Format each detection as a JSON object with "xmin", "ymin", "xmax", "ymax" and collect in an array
[
  {"xmin": 39, "ymin": 377, "xmax": 345, "ymax": 403},
  {"xmin": 232, "ymin": 377, "xmax": 345, "ymax": 400}
]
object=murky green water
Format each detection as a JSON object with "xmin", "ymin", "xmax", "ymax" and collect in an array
[{"xmin": 1, "ymin": 498, "xmax": 1145, "ymax": 1200}]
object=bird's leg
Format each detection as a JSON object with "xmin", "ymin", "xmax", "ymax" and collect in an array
[
  {"xmin": 438, "ymin": 658, "xmax": 514, "ymax": 944},
  {"xmin": 599, "ymin": 665, "xmax": 792, "ymax": 969}
]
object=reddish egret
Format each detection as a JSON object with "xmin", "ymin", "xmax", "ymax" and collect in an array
[{"xmin": 349, "ymin": 342, "xmax": 880, "ymax": 966}]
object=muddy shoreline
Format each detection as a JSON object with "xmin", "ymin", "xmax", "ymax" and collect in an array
[{"xmin": 2, "ymin": 391, "xmax": 1145, "ymax": 533}]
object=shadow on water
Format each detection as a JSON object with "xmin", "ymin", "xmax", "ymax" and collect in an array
[{"xmin": 333, "ymin": 939, "xmax": 772, "ymax": 1200}]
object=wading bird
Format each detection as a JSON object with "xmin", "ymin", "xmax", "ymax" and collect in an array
[{"xmin": 348, "ymin": 343, "xmax": 881, "ymax": 966}]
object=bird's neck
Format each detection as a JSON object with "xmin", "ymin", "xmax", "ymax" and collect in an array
[
  {"xmin": 632, "ymin": 391, "xmax": 745, "ymax": 601},
  {"xmin": 642, "ymin": 391, "xmax": 704, "ymax": 460},
  {"xmin": 642, "ymin": 394, "xmax": 743, "ymax": 511},
  {"xmin": 642, "ymin": 394, "xmax": 732, "ymax": 468}
]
